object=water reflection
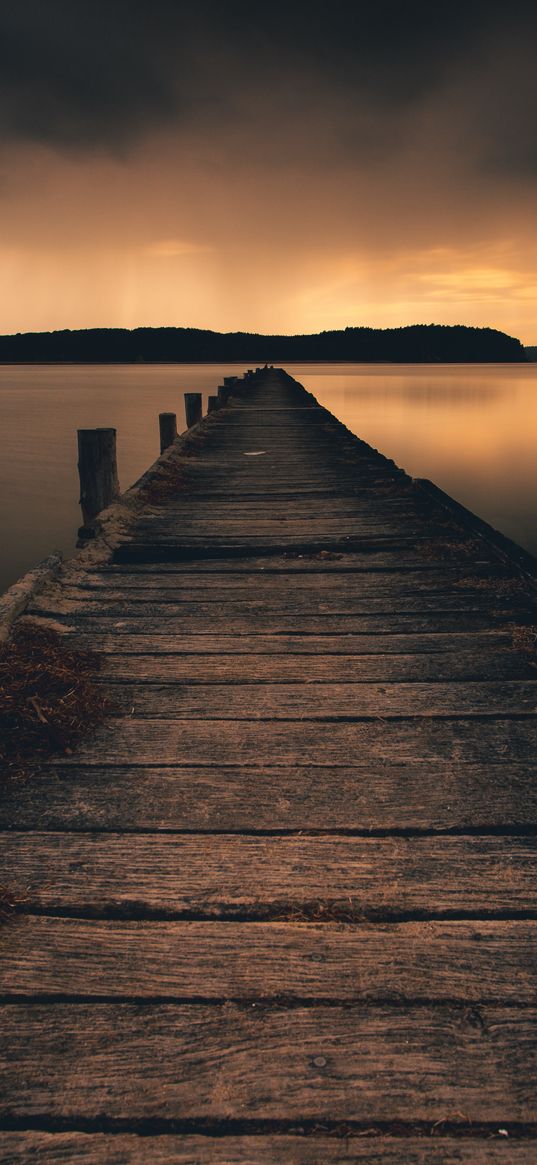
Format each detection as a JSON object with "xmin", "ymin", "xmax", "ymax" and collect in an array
[
  {"xmin": 287, "ymin": 363, "xmax": 537, "ymax": 560},
  {"xmin": 320, "ymin": 383, "xmax": 502, "ymax": 403},
  {"xmin": 0, "ymin": 362, "xmax": 535, "ymax": 592}
]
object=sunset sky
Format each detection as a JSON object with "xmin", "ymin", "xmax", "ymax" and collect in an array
[{"xmin": 1, "ymin": 1, "xmax": 537, "ymax": 341}]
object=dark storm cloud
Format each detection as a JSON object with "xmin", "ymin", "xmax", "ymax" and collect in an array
[
  {"xmin": 0, "ymin": 0, "xmax": 186, "ymax": 147},
  {"xmin": 0, "ymin": 0, "xmax": 536, "ymax": 174}
]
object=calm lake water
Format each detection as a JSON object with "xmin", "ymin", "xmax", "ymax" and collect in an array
[{"xmin": 0, "ymin": 362, "xmax": 536, "ymax": 593}]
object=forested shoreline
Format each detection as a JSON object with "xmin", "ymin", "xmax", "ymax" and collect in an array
[{"xmin": 0, "ymin": 323, "xmax": 527, "ymax": 363}]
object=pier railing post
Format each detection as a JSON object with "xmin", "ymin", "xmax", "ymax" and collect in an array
[
  {"xmin": 159, "ymin": 412, "xmax": 177, "ymax": 453},
  {"xmin": 77, "ymin": 428, "xmax": 120, "ymax": 527},
  {"xmin": 184, "ymin": 393, "xmax": 202, "ymax": 428}
]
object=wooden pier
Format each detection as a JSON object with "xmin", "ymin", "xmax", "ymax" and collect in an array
[{"xmin": 1, "ymin": 366, "xmax": 537, "ymax": 1163}]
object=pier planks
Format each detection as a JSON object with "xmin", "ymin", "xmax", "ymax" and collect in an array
[{"xmin": 1, "ymin": 367, "xmax": 536, "ymax": 1163}]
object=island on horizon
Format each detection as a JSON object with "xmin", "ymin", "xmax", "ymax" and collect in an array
[{"xmin": 0, "ymin": 322, "xmax": 527, "ymax": 364}]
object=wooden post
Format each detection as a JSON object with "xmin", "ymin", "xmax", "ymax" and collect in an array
[
  {"xmin": 207, "ymin": 395, "xmax": 219, "ymax": 413},
  {"xmin": 184, "ymin": 392, "xmax": 202, "ymax": 428},
  {"xmin": 217, "ymin": 385, "xmax": 229, "ymax": 405},
  {"xmin": 77, "ymin": 428, "xmax": 119, "ymax": 527},
  {"xmin": 159, "ymin": 412, "xmax": 177, "ymax": 453}
]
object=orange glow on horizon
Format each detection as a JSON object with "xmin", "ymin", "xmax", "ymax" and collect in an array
[{"xmin": 0, "ymin": 142, "xmax": 536, "ymax": 344}]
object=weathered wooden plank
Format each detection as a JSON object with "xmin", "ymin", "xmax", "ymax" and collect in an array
[
  {"xmin": 144, "ymin": 466, "xmax": 403, "ymax": 479},
  {"xmin": 154, "ymin": 434, "xmax": 378, "ymax": 446},
  {"xmin": 121, "ymin": 529, "xmax": 438, "ymax": 548},
  {"xmin": 178, "ymin": 464, "xmax": 401, "ymax": 476},
  {"xmin": 0, "ymin": 1134, "xmax": 531, "ymax": 1165},
  {"xmin": 107, "ymin": 681, "xmax": 537, "ymax": 719},
  {"xmin": 54, "ymin": 573, "xmax": 499, "ymax": 597},
  {"xmin": 164, "ymin": 481, "xmax": 406, "ymax": 493},
  {"xmin": 184, "ymin": 469, "xmax": 410, "ymax": 480},
  {"xmin": 137, "ymin": 515, "xmax": 453, "ymax": 536},
  {"xmin": 2, "ymin": 918, "xmax": 536, "ymax": 1001},
  {"xmin": 124, "ymin": 518, "xmax": 427, "ymax": 535},
  {"xmin": 113, "ymin": 538, "xmax": 482, "ymax": 564},
  {"xmin": 155, "ymin": 503, "xmax": 434, "ymax": 518},
  {"xmin": 162, "ymin": 480, "xmax": 421, "ymax": 495},
  {"xmin": 113, "ymin": 540, "xmax": 462, "ymax": 563},
  {"xmin": 54, "ymin": 717, "xmax": 537, "ymax": 766},
  {"xmin": 1, "ymin": 834, "xmax": 535, "ymax": 916},
  {"xmin": 188, "ymin": 468, "xmax": 400, "ymax": 482},
  {"xmin": 152, "ymin": 444, "xmax": 398, "ymax": 458},
  {"xmin": 133, "ymin": 498, "xmax": 428, "ymax": 516},
  {"xmin": 94, "ymin": 552, "xmax": 499, "ymax": 573},
  {"xmin": 131, "ymin": 510, "xmax": 430, "ymax": 529},
  {"xmin": 98, "ymin": 650, "xmax": 535, "ymax": 682},
  {"xmin": 31, "ymin": 593, "xmax": 530, "ymax": 617},
  {"xmin": 38, "ymin": 612, "xmax": 521, "ymax": 634},
  {"xmin": 53, "ymin": 630, "xmax": 518, "ymax": 655},
  {"xmin": 1, "ymin": 1004, "xmax": 535, "ymax": 1122},
  {"xmin": 2, "ymin": 763, "xmax": 536, "ymax": 831},
  {"xmin": 70, "ymin": 567, "xmax": 519, "ymax": 591}
]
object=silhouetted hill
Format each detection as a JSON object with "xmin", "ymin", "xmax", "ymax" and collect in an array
[
  {"xmin": 0, "ymin": 324, "xmax": 526, "ymax": 363},
  {"xmin": 525, "ymin": 346, "xmax": 537, "ymax": 361}
]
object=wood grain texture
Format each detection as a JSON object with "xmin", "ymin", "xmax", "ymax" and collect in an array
[
  {"xmin": 37, "ymin": 571, "xmax": 528, "ymax": 599},
  {"xmin": 78, "ymin": 566, "xmax": 497, "ymax": 588},
  {"xmin": 1, "ymin": 918, "xmax": 536, "ymax": 1001},
  {"xmin": 106, "ymin": 680, "xmax": 537, "ymax": 719},
  {"xmin": 111, "ymin": 551, "xmax": 511, "ymax": 574},
  {"xmin": 1, "ymin": 834, "xmax": 535, "ymax": 916},
  {"xmin": 30, "ymin": 593, "xmax": 533, "ymax": 617},
  {"xmin": 96, "ymin": 551, "xmax": 500, "ymax": 571},
  {"xmin": 124, "ymin": 501, "xmax": 431, "ymax": 519},
  {"xmin": 30, "ymin": 610, "xmax": 521, "ymax": 634},
  {"xmin": 59, "ymin": 631, "xmax": 518, "ymax": 655},
  {"xmin": 54, "ymin": 717, "xmax": 537, "ymax": 767},
  {"xmin": 114, "ymin": 518, "xmax": 434, "ymax": 536},
  {"xmin": 1, "ymin": 1004, "xmax": 535, "ymax": 1122},
  {"xmin": 2, "ymin": 763, "xmax": 536, "ymax": 831},
  {"xmin": 98, "ymin": 650, "xmax": 535, "ymax": 682},
  {"xmin": 116, "ymin": 526, "xmax": 443, "ymax": 545},
  {"xmin": 0, "ymin": 1135, "xmax": 531, "ymax": 1164}
]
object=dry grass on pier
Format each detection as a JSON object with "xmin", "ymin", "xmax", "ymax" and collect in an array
[{"xmin": 0, "ymin": 620, "xmax": 110, "ymax": 775}]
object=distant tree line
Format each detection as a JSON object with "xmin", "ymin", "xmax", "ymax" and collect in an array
[
  {"xmin": 525, "ymin": 346, "xmax": 537, "ymax": 361},
  {"xmin": 0, "ymin": 323, "xmax": 527, "ymax": 363}
]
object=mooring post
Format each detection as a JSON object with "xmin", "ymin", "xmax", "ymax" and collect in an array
[
  {"xmin": 159, "ymin": 412, "xmax": 177, "ymax": 453},
  {"xmin": 77, "ymin": 428, "xmax": 120, "ymax": 528},
  {"xmin": 207, "ymin": 395, "xmax": 219, "ymax": 413},
  {"xmin": 184, "ymin": 392, "xmax": 202, "ymax": 428}
]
